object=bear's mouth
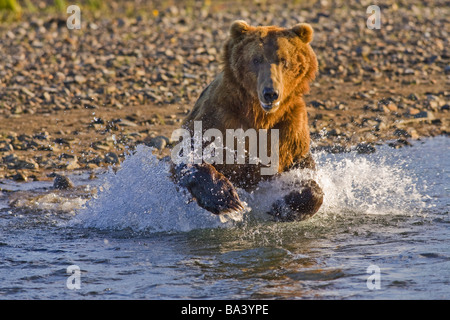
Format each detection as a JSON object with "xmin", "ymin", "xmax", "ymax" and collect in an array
[{"xmin": 260, "ymin": 100, "xmax": 280, "ymax": 113}]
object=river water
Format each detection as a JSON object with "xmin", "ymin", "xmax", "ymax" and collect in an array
[{"xmin": 0, "ymin": 136, "xmax": 448, "ymax": 299}]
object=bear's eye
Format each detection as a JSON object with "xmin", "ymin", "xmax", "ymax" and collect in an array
[{"xmin": 253, "ymin": 57, "xmax": 263, "ymax": 65}]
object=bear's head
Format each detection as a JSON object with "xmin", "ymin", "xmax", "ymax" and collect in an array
[{"xmin": 223, "ymin": 20, "xmax": 318, "ymax": 114}]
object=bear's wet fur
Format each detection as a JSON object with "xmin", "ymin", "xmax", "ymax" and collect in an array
[{"xmin": 172, "ymin": 20, "xmax": 323, "ymax": 221}]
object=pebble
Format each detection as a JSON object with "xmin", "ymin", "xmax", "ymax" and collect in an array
[
  {"xmin": 104, "ymin": 152, "xmax": 120, "ymax": 164},
  {"xmin": 407, "ymin": 107, "xmax": 420, "ymax": 116},
  {"xmin": 53, "ymin": 174, "xmax": 74, "ymax": 189},
  {"xmin": 394, "ymin": 129, "xmax": 411, "ymax": 138},
  {"xmin": 64, "ymin": 157, "xmax": 80, "ymax": 170},
  {"xmin": 444, "ymin": 65, "xmax": 450, "ymax": 74},
  {"xmin": 145, "ymin": 136, "xmax": 169, "ymax": 151},
  {"xmin": 12, "ymin": 171, "xmax": 28, "ymax": 182},
  {"xmin": 355, "ymin": 143, "xmax": 376, "ymax": 154},
  {"xmin": 117, "ymin": 119, "xmax": 138, "ymax": 127},
  {"xmin": 4, "ymin": 155, "xmax": 39, "ymax": 170},
  {"xmin": 407, "ymin": 94, "xmax": 419, "ymax": 101},
  {"xmin": 414, "ymin": 111, "xmax": 435, "ymax": 120},
  {"xmin": 388, "ymin": 139, "xmax": 412, "ymax": 149}
]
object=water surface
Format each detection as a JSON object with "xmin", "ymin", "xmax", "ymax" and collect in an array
[{"xmin": 0, "ymin": 136, "xmax": 448, "ymax": 299}]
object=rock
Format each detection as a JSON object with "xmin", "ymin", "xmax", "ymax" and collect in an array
[
  {"xmin": 12, "ymin": 106, "xmax": 24, "ymax": 114},
  {"xmin": 394, "ymin": 129, "xmax": 411, "ymax": 138},
  {"xmin": 407, "ymin": 128, "xmax": 420, "ymax": 139},
  {"xmin": 407, "ymin": 93, "xmax": 419, "ymax": 101},
  {"xmin": 146, "ymin": 135, "xmax": 169, "ymax": 150},
  {"xmin": 12, "ymin": 171, "xmax": 28, "ymax": 182},
  {"xmin": 0, "ymin": 142, "xmax": 14, "ymax": 152},
  {"xmin": 104, "ymin": 152, "xmax": 120, "ymax": 164},
  {"xmin": 356, "ymin": 45, "xmax": 371, "ymax": 56},
  {"xmin": 444, "ymin": 65, "xmax": 450, "ymax": 74},
  {"xmin": 385, "ymin": 102, "xmax": 398, "ymax": 112},
  {"xmin": 309, "ymin": 100, "xmax": 326, "ymax": 109},
  {"xmin": 43, "ymin": 92, "xmax": 52, "ymax": 102},
  {"xmin": 53, "ymin": 174, "xmax": 74, "ymax": 189},
  {"xmin": 363, "ymin": 104, "xmax": 378, "ymax": 112},
  {"xmin": 426, "ymin": 94, "xmax": 439, "ymax": 101},
  {"xmin": 326, "ymin": 144, "xmax": 351, "ymax": 154},
  {"xmin": 74, "ymin": 75, "xmax": 87, "ymax": 84},
  {"xmin": 377, "ymin": 121, "xmax": 388, "ymax": 131},
  {"xmin": 326, "ymin": 128, "xmax": 340, "ymax": 137},
  {"xmin": 6, "ymin": 31, "xmax": 15, "ymax": 39},
  {"xmin": 117, "ymin": 119, "xmax": 138, "ymax": 127},
  {"xmin": 363, "ymin": 132, "xmax": 378, "ymax": 141},
  {"xmin": 21, "ymin": 87, "xmax": 35, "ymax": 98},
  {"xmin": 32, "ymin": 131, "xmax": 48, "ymax": 141},
  {"xmin": 4, "ymin": 153, "xmax": 19, "ymax": 164},
  {"xmin": 86, "ymin": 163, "xmax": 99, "ymax": 169},
  {"xmin": 88, "ymin": 156, "xmax": 104, "ymax": 165},
  {"xmin": 59, "ymin": 153, "xmax": 76, "ymax": 159},
  {"xmin": 65, "ymin": 157, "xmax": 80, "ymax": 170},
  {"xmin": 93, "ymin": 143, "xmax": 110, "ymax": 151},
  {"xmin": 407, "ymin": 107, "xmax": 420, "ymax": 116},
  {"xmin": 355, "ymin": 143, "xmax": 376, "ymax": 154},
  {"xmin": 16, "ymin": 159, "xmax": 39, "ymax": 170},
  {"xmin": 5, "ymin": 156, "xmax": 39, "ymax": 170},
  {"xmin": 414, "ymin": 111, "xmax": 435, "ymax": 120},
  {"xmin": 427, "ymin": 100, "xmax": 439, "ymax": 110},
  {"xmin": 388, "ymin": 139, "xmax": 411, "ymax": 149}
]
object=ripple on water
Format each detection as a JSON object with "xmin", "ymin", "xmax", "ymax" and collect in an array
[{"xmin": 0, "ymin": 137, "xmax": 448, "ymax": 299}]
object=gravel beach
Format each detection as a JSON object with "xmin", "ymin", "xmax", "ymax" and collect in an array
[{"xmin": 0, "ymin": 0, "xmax": 448, "ymax": 182}]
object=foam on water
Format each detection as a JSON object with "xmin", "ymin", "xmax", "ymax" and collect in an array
[
  {"xmin": 315, "ymin": 150, "xmax": 425, "ymax": 216},
  {"xmin": 11, "ymin": 193, "xmax": 89, "ymax": 213},
  {"xmin": 72, "ymin": 141, "xmax": 427, "ymax": 233},
  {"xmin": 72, "ymin": 145, "xmax": 246, "ymax": 233}
]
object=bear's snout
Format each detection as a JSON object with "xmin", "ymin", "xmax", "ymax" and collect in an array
[
  {"xmin": 263, "ymin": 87, "xmax": 279, "ymax": 104},
  {"xmin": 257, "ymin": 62, "xmax": 283, "ymax": 112},
  {"xmin": 259, "ymin": 86, "xmax": 281, "ymax": 112}
]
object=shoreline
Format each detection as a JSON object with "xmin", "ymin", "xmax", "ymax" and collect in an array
[{"xmin": 0, "ymin": 97, "xmax": 447, "ymax": 183}]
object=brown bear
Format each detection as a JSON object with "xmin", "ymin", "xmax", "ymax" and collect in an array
[{"xmin": 171, "ymin": 20, "xmax": 323, "ymax": 221}]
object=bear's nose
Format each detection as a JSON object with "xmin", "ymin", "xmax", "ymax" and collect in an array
[{"xmin": 263, "ymin": 88, "xmax": 279, "ymax": 103}]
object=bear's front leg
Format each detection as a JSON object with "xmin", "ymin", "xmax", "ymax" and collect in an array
[
  {"xmin": 268, "ymin": 179, "xmax": 324, "ymax": 222},
  {"xmin": 172, "ymin": 162, "xmax": 244, "ymax": 214}
]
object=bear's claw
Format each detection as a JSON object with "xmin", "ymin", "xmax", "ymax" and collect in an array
[
  {"xmin": 174, "ymin": 162, "xmax": 245, "ymax": 215},
  {"xmin": 268, "ymin": 179, "xmax": 324, "ymax": 222}
]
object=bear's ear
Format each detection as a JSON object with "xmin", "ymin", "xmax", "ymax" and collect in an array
[
  {"xmin": 291, "ymin": 23, "xmax": 314, "ymax": 43},
  {"xmin": 230, "ymin": 20, "xmax": 250, "ymax": 38}
]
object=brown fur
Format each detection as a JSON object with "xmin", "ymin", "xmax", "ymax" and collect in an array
[
  {"xmin": 174, "ymin": 21, "xmax": 323, "ymax": 220},
  {"xmin": 183, "ymin": 21, "xmax": 318, "ymax": 187}
]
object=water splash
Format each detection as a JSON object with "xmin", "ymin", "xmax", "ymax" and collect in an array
[
  {"xmin": 315, "ymin": 150, "xmax": 425, "ymax": 216},
  {"xmin": 10, "ymin": 192, "xmax": 89, "ymax": 213},
  {"xmin": 72, "ymin": 141, "xmax": 427, "ymax": 233},
  {"xmin": 72, "ymin": 145, "xmax": 246, "ymax": 233}
]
